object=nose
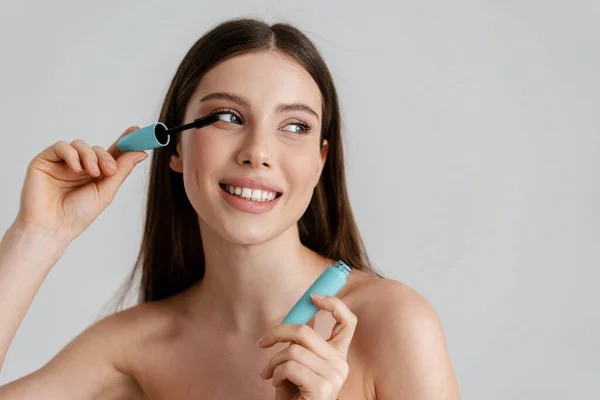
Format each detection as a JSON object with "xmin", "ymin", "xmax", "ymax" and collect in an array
[{"xmin": 236, "ymin": 125, "xmax": 272, "ymax": 169}]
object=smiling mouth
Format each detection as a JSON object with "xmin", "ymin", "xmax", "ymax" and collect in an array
[{"xmin": 219, "ymin": 184, "xmax": 282, "ymax": 202}]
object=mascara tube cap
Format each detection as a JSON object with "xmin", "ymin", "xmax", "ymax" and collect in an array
[
  {"xmin": 116, "ymin": 123, "xmax": 170, "ymax": 153},
  {"xmin": 281, "ymin": 261, "xmax": 352, "ymax": 325}
]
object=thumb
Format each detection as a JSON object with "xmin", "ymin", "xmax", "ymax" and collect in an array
[{"xmin": 96, "ymin": 150, "xmax": 148, "ymax": 207}]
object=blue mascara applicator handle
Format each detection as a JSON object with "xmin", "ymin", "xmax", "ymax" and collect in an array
[
  {"xmin": 116, "ymin": 113, "xmax": 221, "ymax": 153},
  {"xmin": 281, "ymin": 261, "xmax": 352, "ymax": 325},
  {"xmin": 117, "ymin": 123, "xmax": 169, "ymax": 152}
]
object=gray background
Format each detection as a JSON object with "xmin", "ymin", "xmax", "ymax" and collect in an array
[{"xmin": 1, "ymin": 0, "xmax": 598, "ymax": 398}]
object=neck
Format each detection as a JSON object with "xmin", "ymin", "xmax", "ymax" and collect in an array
[{"xmin": 186, "ymin": 220, "xmax": 333, "ymax": 337}]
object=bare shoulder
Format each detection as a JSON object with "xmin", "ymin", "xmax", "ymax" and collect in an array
[
  {"xmin": 97, "ymin": 298, "xmax": 183, "ymax": 363},
  {"xmin": 344, "ymin": 271, "xmax": 434, "ymax": 317},
  {"xmin": 343, "ymin": 271, "xmax": 461, "ymax": 399},
  {"xmin": 56, "ymin": 298, "xmax": 182, "ymax": 379},
  {"xmin": 342, "ymin": 271, "xmax": 440, "ymax": 348},
  {"xmin": 0, "ymin": 298, "xmax": 181, "ymax": 400},
  {"xmin": 106, "ymin": 299, "xmax": 181, "ymax": 337}
]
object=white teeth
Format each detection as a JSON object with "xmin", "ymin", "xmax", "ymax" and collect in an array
[
  {"xmin": 241, "ymin": 187, "xmax": 252, "ymax": 199},
  {"xmin": 251, "ymin": 190, "xmax": 262, "ymax": 201},
  {"xmin": 224, "ymin": 185, "xmax": 278, "ymax": 202}
]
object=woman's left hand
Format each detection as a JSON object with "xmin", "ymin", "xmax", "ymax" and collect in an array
[{"xmin": 257, "ymin": 293, "xmax": 358, "ymax": 400}]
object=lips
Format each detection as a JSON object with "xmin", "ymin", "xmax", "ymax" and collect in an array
[
  {"xmin": 217, "ymin": 176, "xmax": 284, "ymax": 214},
  {"xmin": 219, "ymin": 185, "xmax": 281, "ymax": 214},
  {"xmin": 219, "ymin": 184, "xmax": 279, "ymax": 202},
  {"xmin": 219, "ymin": 176, "xmax": 283, "ymax": 194}
]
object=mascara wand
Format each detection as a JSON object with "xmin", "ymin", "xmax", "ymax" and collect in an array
[
  {"xmin": 165, "ymin": 113, "xmax": 221, "ymax": 134},
  {"xmin": 116, "ymin": 112, "xmax": 221, "ymax": 153}
]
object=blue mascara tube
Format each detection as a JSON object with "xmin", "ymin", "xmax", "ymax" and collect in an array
[
  {"xmin": 281, "ymin": 261, "xmax": 352, "ymax": 325},
  {"xmin": 116, "ymin": 112, "xmax": 221, "ymax": 153},
  {"xmin": 117, "ymin": 123, "xmax": 170, "ymax": 152}
]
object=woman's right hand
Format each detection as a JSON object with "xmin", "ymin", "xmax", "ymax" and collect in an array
[{"xmin": 14, "ymin": 126, "xmax": 148, "ymax": 244}]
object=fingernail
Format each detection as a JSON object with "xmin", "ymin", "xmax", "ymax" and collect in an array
[
  {"xmin": 74, "ymin": 160, "xmax": 82, "ymax": 171},
  {"xmin": 311, "ymin": 293, "xmax": 326, "ymax": 299},
  {"xmin": 106, "ymin": 160, "xmax": 117, "ymax": 170},
  {"xmin": 91, "ymin": 161, "xmax": 100, "ymax": 173},
  {"xmin": 257, "ymin": 337, "xmax": 264, "ymax": 346}
]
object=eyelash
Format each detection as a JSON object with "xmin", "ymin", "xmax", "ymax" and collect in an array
[{"xmin": 210, "ymin": 108, "xmax": 313, "ymax": 135}]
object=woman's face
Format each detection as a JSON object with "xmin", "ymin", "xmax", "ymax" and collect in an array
[{"xmin": 171, "ymin": 50, "xmax": 328, "ymax": 245}]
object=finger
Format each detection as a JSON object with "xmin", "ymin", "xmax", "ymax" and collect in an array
[
  {"xmin": 259, "ymin": 324, "xmax": 339, "ymax": 361},
  {"xmin": 261, "ymin": 343, "xmax": 337, "ymax": 382},
  {"xmin": 95, "ymin": 149, "xmax": 147, "ymax": 207},
  {"xmin": 310, "ymin": 294, "xmax": 358, "ymax": 356},
  {"xmin": 272, "ymin": 360, "xmax": 319, "ymax": 388},
  {"xmin": 272, "ymin": 361, "xmax": 336, "ymax": 399},
  {"xmin": 92, "ymin": 145, "xmax": 118, "ymax": 176},
  {"xmin": 106, "ymin": 126, "xmax": 141, "ymax": 159},
  {"xmin": 306, "ymin": 315, "xmax": 316, "ymax": 330},
  {"xmin": 105, "ymin": 126, "xmax": 148, "ymax": 172},
  {"xmin": 70, "ymin": 139, "xmax": 101, "ymax": 177},
  {"xmin": 38, "ymin": 141, "xmax": 82, "ymax": 173},
  {"xmin": 95, "ymin": 126, "xmax": 148, "ymax": 205}
]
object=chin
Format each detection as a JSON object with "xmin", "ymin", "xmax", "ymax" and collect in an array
[{"xmin": 219, "ymin": 221, "xmax": 283, "ymax": 246}]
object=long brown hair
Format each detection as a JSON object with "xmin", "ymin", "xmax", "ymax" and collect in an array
[{"xmin": 116, "ymin": 18, "xmax": 384, "ymax": 308}]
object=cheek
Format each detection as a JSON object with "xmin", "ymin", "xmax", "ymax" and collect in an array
[
  {"xmin": 284, "ymin": 149, "xmax": 322, "ymax": 193},
  {"xmin": 179, "ymin": 134, "xmax": 231, "ymax": 208},
  {"xmin": 181, "ymin": 133, "xmax": 227, "ymax": 174}
]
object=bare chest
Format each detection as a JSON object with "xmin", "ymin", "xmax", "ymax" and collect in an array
[{"xmin": 133, "ymin": 312, "xmax": 375, "ymax": 400}]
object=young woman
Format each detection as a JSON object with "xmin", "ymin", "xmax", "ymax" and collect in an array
[{"xmin": 0, "ymin": 18, "xmax": 460, "ymax": 399}]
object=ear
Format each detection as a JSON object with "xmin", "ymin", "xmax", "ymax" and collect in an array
[
  {"xmin": 315, "ymin": 140, "xmax": 329, "ymax": 187},
  {"xmin": 319, "ymin": 139, "xmax": 328, "ymax": 170},
  {"xmin": 169, "ymin": 140, "xmax": 184, "ymax": 173}
]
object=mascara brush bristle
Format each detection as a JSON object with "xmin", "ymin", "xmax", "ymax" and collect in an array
[
  {"xmin": 193, "ymin": 113, "xmax": 220, "ymax": 129},
  {"xmin": 165, "ymin": 112, "xmax": 221, "ymax": 134}
]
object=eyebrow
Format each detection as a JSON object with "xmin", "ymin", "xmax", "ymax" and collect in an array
[
  {"xmin": 200, "ymin": 92, "xmax": 250, "ymax": 108},
  {"xmin": 199, "ymin": 92, "xmax": 320, "ymax": 121},
  {"xmin": 276, "ymin": 103, "xmax": 320, "ymax": 121}
]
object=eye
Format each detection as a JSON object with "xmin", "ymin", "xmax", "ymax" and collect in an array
[
  {"xmin": 282, "ymin": 122, "xmax": 312, "ymax": 135},
  {"xmin": 214, "ymin": 110, "xmax": 243, "ymax": 125}
]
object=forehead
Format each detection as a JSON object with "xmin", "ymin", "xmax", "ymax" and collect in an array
[{"xmin": 190, "ymin": 50, "xmax": 322, "ymax": 115}]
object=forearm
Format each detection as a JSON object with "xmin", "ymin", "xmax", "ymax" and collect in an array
[{"xmin": 0, "ymin": 221, "xmax": 68, "ymax": 371}]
